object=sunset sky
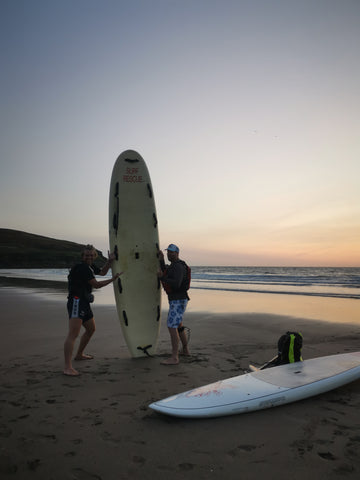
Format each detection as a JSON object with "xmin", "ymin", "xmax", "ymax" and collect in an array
[{"xmin": 1, "ymin": 0, "xmax": 359, "ymax": 266}]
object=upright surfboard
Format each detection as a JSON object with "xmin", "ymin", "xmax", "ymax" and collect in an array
[
  {"xmin": 109, "ymin": 150, "xmax": 161, "ymax": 357},
  {"xmin": 149, "ymin": 352, "xmax": 360, "ymax": 418}
]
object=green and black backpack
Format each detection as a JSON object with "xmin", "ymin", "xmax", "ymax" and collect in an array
[
  {"xmin": 260, "ymin": 331, "xmax": 303, "ymax": 369},
  {"xmin": 277, "ymin": 331, "xmax": 303, "ymax": 364}
]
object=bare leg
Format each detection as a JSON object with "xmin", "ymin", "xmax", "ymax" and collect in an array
[
  {"xmin": 161, "ymin": 327, "xmax": 180, "ymax": 365},
  {"xmin": 64, "ymin": 317, "xmax": 82, "ymax": 376},
  {"xmin": 75, "ymin": 318, "xmax": 96, "ymax": 360},
  {"xmin": 178, "ymin": 322, "xmax": 190, "ymax": 355}
]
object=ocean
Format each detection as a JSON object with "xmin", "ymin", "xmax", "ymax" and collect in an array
[
  {"xmin": 191, "ymin": 266, "xmax": 360, "ymax": 300},
  {"xmin": 1, "ymin": 266, "xmax": 359, "ymax": 322},
  {"xmin": 0, "ymin": 266, "xmax": 359, "ymax": 300}
]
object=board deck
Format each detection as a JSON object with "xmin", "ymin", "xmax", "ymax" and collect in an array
[
  {"xmin": 109, "ymin": 150, "xmax": 161, "ymax": 357},
  {"xmin": 149, "ymin": 352, "xmax": 360, "ymax": 418}
]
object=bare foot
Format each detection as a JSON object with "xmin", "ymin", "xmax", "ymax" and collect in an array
[
  {"xmin": 63, "ymin": 367, "xmax": 80, "ymax": 376},
  {"xmin": 161, "ymin": 358, "xmax": 179, "ymax": 365},
  {"xmin": 180, "ymin": 348, "xmax": 190, "ymax": 356},
  {"xmin": 74, "ymin": 354, "xmax": 94, "ymax": 361}
]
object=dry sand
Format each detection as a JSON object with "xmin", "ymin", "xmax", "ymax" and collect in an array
[{"xmin": 0, "ymin": 285, "xmax": 359, "ymax": 479}]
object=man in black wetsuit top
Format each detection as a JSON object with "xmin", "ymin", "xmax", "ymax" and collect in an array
[{"xmin": 64, "ymin": 245, "xmax": 122, "ymax": 376}]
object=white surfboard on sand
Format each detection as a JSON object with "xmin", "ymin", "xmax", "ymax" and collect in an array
[
  {"xmin": 149, "ymin": 352, "xmax": 360, "ymax": 418},
  {"xmin": 109, "ymin": 150, "xmax": 161, "ymax": 357}
]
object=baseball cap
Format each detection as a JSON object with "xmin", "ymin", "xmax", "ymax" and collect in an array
[{"xmin": 166, "ymin": 244, "xmax": 179, "ymax": 253}]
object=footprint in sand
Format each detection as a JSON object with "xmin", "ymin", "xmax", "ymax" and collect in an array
[
  {"xmin": 178, "ymin": 463, "xmax": 195, "ymax": 471},
  {"xmin": 227, "ymin": 444, "xmax": 259, "ymax": 457},
  {"xmin": 71, "ymin": 468, "xmax": 102, "ymax": 479},
  {"xmin": 133, "ymin": 455, "xmax": 146, "ymax": 465},
  {"xmin": 318, "ymin": 451, "xmax": 336, "ymax": 460},
  {"xmin": 27, "ymin": 459, "xmax": 41, "ymax": 471},
  {"xmin": 334, "ymin": 463, "xmax": 355, "ymax": 474}
]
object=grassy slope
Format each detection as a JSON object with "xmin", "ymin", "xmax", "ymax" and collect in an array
[{"xmin": 0, "ymin": 229, "xmax": 106, "ymax": 268}]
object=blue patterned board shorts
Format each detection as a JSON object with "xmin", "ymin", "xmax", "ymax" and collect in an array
[{"xmin": 167, "ymin": 299, "xmax": 188, "ymax": 328}]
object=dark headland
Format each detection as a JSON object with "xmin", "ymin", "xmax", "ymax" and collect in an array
[{"xmin": 0, "ymin": 228, "xmax": 106, "ymax": 268}]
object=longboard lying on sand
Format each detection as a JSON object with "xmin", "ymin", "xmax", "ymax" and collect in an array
[
  {"xmin": 109, "ymin": 150, "xmax": 161, "ymax": 358},
  {"xmin": 149, "ymin": 352, "xmax": 360, "ymax": 418}
]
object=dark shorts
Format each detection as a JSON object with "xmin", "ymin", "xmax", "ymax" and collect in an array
[{"xmin": 67, "ymin": 296, "xmax": 93, "ymax": 323}]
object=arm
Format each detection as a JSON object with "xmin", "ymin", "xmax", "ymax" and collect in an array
[
  {"xmin": 157, "ymin": 250, "xmax": 167, "ymax": 278},
  {"xmin": 89, "ymin": 271, "xmax": 122, "ymax": 289},
  {"xmin": 158, "ymin": 250, "xmax": 166, "ymax": 271},
  {"xmin": 99, "ymin": 251, "xmax": 116, "ymax": 276}
]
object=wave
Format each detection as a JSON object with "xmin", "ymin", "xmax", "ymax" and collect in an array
[
  {"xmin": 190, "ymin": 266, "xmax": 360, "ymax": 300},
  {"xmin": 1, "ymin": 266, "xmax": 359, "ymax": 300},
  {"xmin": 190, "ymin": 285, "xmax": 360, "ymax": 300}
]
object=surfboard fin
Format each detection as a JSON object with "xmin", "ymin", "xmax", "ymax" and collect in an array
[{"xmin": 137, "ymin": 345, "xmax": 153, "ymax": 357}]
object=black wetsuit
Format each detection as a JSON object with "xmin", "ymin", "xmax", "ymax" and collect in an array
[{"xmin": 67, "ymin": 263, "xmax": 100, "ymax": 322}]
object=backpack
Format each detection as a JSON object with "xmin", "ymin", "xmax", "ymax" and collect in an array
[
  {"xmin": 277, "ymin": 331, "xmax": 303, "ymax": 364},
  {"xmin": 260, "ymin": 331, "xmax": 303, "ymax": 370},
  {"xmin": 181, "ymin": 261, "xmax": 191, "ymax": 291}
]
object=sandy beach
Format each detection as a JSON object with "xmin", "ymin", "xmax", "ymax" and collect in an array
[{"xmin": 0, "ymin": 285, "xmax": 359, "ymax": 480}]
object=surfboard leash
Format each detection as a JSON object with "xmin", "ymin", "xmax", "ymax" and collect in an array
[{"xmin": 178, "ymin": 326, "xmax": 191, "ymax": 345}]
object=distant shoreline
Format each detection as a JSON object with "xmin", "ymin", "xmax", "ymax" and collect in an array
[{"xmin": 1, "ymin": 274, "xmax": 359, "ymax": 324}]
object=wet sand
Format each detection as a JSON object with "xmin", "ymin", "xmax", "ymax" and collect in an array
[{"xmin": 0, "ymin": 286, "xmax": 359, "ymax": 479}]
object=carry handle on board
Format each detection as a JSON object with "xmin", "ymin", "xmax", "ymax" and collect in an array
[
  {"xmin": 113, "ymin": 182, "xmax": 119, "ymax": 234},
  {"xmin": 147, "ymin": 183, "xmax": 153, "ymax": 198}
]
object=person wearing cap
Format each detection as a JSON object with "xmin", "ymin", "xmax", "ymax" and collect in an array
[{"xmin": 158, "ymin": 244, "xmax": 190, "ymax": 365}]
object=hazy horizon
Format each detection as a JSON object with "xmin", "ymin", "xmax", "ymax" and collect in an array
[{"xmin": 1, "ymin": 1, "xmax": 359, "ymax": 267}]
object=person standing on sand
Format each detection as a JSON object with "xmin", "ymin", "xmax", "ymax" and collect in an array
[
  {"xmin": 158, "ymin": 244, "xmax": 190, "ymax": 365},
  {"xmin": 64, "ymin": 245, "xmax": 122, "ymax": 376}
]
